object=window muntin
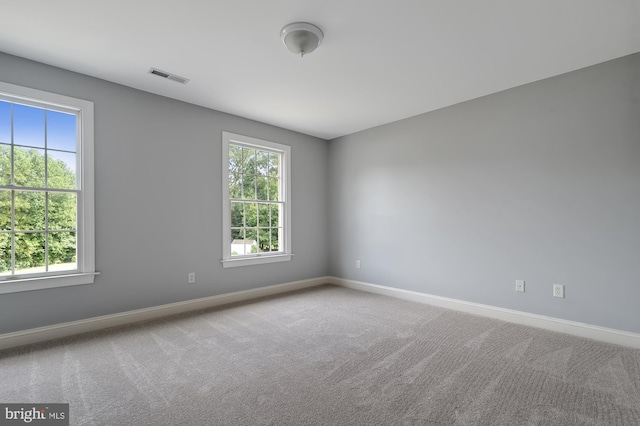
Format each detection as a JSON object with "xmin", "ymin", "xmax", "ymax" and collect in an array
[
  {"xmin": 222, "ymin": 132, "xmax": 291, "ymax": 267},
  {"xmin": 0, "ymin": 81, "xmax": 95, "ymax": 293}
]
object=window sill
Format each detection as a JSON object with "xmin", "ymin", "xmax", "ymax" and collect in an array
[
  {"xmin": 0, "ymin": 272, "xmax": 99, "ymax": 294},
  {"xmin": 221, "ymin": 253, "xmax": 293, "ymax": 268}
]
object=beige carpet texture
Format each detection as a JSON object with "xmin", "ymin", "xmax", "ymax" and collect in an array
[{"xmin": 1, "ymin": 284, "xmax": 639, "ymax": 425}]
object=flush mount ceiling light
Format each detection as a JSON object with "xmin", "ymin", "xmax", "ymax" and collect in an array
[{"xmin": 280, "ymin": 22, "xmax": 324, "ymax": 57}]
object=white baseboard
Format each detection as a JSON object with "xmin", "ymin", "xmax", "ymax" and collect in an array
[
  {"xmin": 0, "ymin": 276, "xmax": 329, "ymax": 352},
  {"xmin": 328, "ymin": 277, "xmax": 640, "ymax": 350},
  {"xmin": 4, "ymin": 275, "xmax": 639, "ymax": 352}
]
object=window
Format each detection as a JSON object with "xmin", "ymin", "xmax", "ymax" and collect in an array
[
  {"xmin": 222, "ymin": 132, "xmax": 291, "ymax": 267},
  {"xmin": 0, "ymin": 81, "xmax": 95, "ymax": 293}
]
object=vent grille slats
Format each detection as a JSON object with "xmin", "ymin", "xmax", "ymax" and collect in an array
[
  {"xmin": 167, "ymin": 75, "xmax": 189, "ymax": 84},
  {"xmin": 149, "ymin": 68, "xmax": 189, "ymax": 84},
  {"xmin": 150, "ymin": 69, "xmax": 170, "ymax": 78}
]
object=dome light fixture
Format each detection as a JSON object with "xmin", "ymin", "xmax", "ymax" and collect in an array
[{"xmin": 280, "ymin": 22, "xmax": 324, "ymax": 57}]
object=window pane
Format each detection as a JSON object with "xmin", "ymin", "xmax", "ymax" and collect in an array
[
  {"xmin": 14, "ymin": 191, "xmax": 45, "ymax": 230},
  {"xmin": 229, "ymin": 173, "xmax": 242, "ymax": 198},
  {"xmin": 242, "ymin": 148, "xmax": 255, "ymax": 175},
  {"xmin": 231, "ymin": 228, "xmax": 244, "ymax": 240},
  {"xmin": 270, "ymin": 203, "xmax": 281, "ymax": 227},
  {"xmin": 258, "ymin": 203, "xmax": 269, "ymax": 227},
  {"xmin": 46, "ymin": 110, "xmax": 76, "ymax": 152},
  {"xmin": 0, "ymin": 101, "xmax": 10, "ymax": 144},
  {"xmin": 271, "ymin": 228, "xmax": 282, "ymax": 252},
  {"xmin": 14, "ymin": 104, "xmax": 45, "ymax": 148},
  {"xmin": 256, "ymin": 176, "xmax": 268, "ymax": 201},
  {"xmin": 245, "ymin": 203, "xmax": 257, "ymax": 227},
  {"xmin": 47, "ymin": 150, "xmax": 76, "ymax": 189},
  {"xmin": 269, "ymin": 153, "xmax": 279, "ymax": 177},
  {"xmin": 15, "ymin": 232, "xmax": 45, "ymax": 273},
  {"xmin": 48, "ymin": 231, "xmax": 76, "ymax": 271},
  {"xmin": 0, "ymin": 232, "xmax": 10, "ymax": 275},
  {"xmin": 256, "ymin": 150, "xmax": 268, "ymax": 176},
  {"xmin": 245, "ymin": 228, "xmax": 257, "ymax": 252},
  {"xmin": 243, "ymin": 174, "xmax": 256, "ymax": 200},
  {"xmin": 258, "ymin": 228, "xmax": 273, "ymax": 252},
  {"xmin": 231, "ymin": 202, "xmax": 244, "ymax": 227},
  {"xmin": 230, "ymin": 228, "xmax": 244, "ymax": 256},
  {"xmin": 0, "ymin": 144, "xmax": 10, "ymax": 186},
  {"xmin": 48, "ymin": 192, "xmax": 76, "ymax": 231},
  {"xmin": 14, "ymin": 147, "xmax": 45, "ymax": 187},
  {"xmin": 229, "ymin": 145, "xmax": 243, "ymax": 174},
  {"xmin": 268, "ymin": 177, "xmax": 279, "ymax": 201},
  {"xmin": 0, "ymin": 190, "xmax": 11, "ymax": 231}
]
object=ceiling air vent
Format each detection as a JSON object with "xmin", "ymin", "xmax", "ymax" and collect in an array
[{"xmin": 149, "ymin": 68, "xmax": 189, "ymax": 84}]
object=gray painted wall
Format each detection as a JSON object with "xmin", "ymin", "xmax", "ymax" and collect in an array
[
  {"xmin": 329, "ymin": 53, "xmax": 640, "ymax": 333},
  {"xmin": 2, "ymin": 51, "xmax": 639, "ymax": 337},
  {"xmin": 0, "ymin": 52, "xmax": 329, "ymax": 334}
]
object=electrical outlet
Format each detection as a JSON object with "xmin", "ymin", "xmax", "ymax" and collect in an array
[
  {"xmin": 553, "ymin": 284, "xmax": 564, "ymax": 298},
  {"xmin": 515, "ymin": 280, "xmax": 525, "ymax": 292},
  {"xmin": 188, "ymin": 272, "xmax": 196, "ymax": 284},
  {"xmin": 356, "ymin": 260, "xmax": 361, "ymax": 269}
]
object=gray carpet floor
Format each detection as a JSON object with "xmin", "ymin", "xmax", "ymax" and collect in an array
[{"xmin": 1, "ymin": 284, "xmax": 640, "ymax": 425}]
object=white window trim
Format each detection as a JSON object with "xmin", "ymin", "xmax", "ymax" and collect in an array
[
  {"xmin": 0, "ymin": 81, "xmax": 97, "ymax": 294},
  {"xmin": 221, "ymin": 131, "xmax": 292, "ymax": 268}
]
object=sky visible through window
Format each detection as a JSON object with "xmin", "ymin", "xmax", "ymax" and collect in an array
[{"xmin": 0, "ymin": 100, "xmax": 76, "ymax": 173}]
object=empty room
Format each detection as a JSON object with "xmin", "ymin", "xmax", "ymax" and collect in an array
[{"xmin": 1, "ymin": 1, "xmax": 639, "ymax": 425}]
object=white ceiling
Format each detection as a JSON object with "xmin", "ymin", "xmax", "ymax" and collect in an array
[{"xmin": 1, "ymin": 1, "xmax": 638, "ymax": 140}]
